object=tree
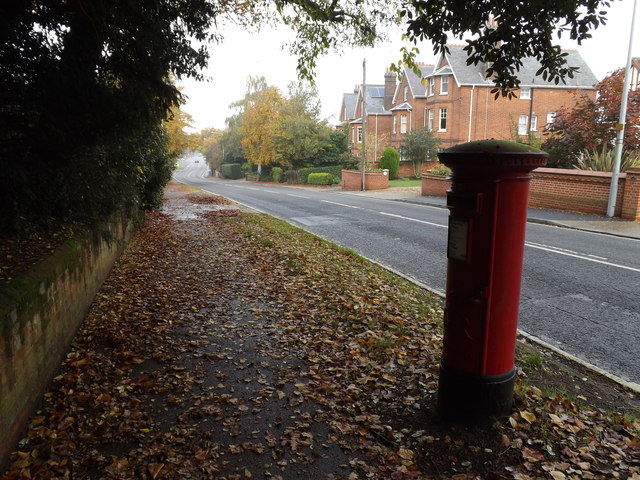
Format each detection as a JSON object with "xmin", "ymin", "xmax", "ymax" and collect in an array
[
  {"xmin": 278, "ymin": 0, "xmax": 612, "ymax": 95},
  {"xmin": 241, "ymin": 86, "xmax": 285, "ymax": 168},
  {"xmin": 402, "ymin": 128, "xmax": 441, "ymax": 177},
  {"xmin": 315, "ymin": 130, "xmax": 349, "ymax": 167},
  {"xmin": 273, "ymin": 114, "xmax": 330, "ymax": 169},
  {"xmin": 542, "ymin": 69, "xmax": 640, "ymax": 167},
  {"xmin": 163, "ymin": 104, "xmax": 198, "ymax": 159},
  {"xmin": 1, "ymin": 0, "xmax": 615, "ymax": 230}
]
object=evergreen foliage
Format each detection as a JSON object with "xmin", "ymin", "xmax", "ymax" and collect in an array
[
  {"xmin": 298, "ymin": 166, "xmax": 343, "ymax": 184},
  {"xmin": 307, "ymin": 173, "xmax": 335, "ymax": 185},
  {"xmin": 380, "ymin": 147, "xmax": 400, "ymax": 179},
  {"xmin": 221, "ymin": 164, "xmax": 243, "ymax": 179}
]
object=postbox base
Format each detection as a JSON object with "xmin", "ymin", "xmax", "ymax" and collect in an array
[{"xmin": 437, "ymin": 363, "xmax": 515, "ymax": 423}]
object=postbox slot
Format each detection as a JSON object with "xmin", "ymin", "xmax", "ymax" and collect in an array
[{"xmin": 447, "ymin": 193, "xmax": 481, "ymax": 213}]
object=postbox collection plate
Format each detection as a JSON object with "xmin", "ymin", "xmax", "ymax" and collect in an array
[{"xmin": 447, "ymin": 217, "xmax": 469, "ymax": 261}]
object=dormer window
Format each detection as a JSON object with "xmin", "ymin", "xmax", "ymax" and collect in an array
[{"xmin": 403, "ymin": 86, "xmax": 408, "ymax": 102}]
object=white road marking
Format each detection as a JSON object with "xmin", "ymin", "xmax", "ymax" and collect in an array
[
  {"xmin": 321, "ymin": 200, "xmax": 361, "ymax": 209},
  {"xmin": 287, "ymin": 193, "xmax": 310, "ymax": 199},
  {"xmin": 379, "ymin": 211, "xmax": 447, "ymax": 228},
  {"xmin": 525, "ymin": 242, "xmax": 640, "ymax": 273}
]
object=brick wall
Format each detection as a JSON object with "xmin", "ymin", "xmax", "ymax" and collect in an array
[
  {"xmin": 0, "ymin": 210, "xmax": 140, "ymax": 468},
  {"xmin": 342, "ymin": 169, "xmax": 389, "ymax": 190},
  {"xmin": 621, "ymin": 167, "xmax": 640, "ymax": 221},
  {"xmin": 529, "ymin": 168, "xmax": 626, "ymax": 216},
  {"xmin": 420, "ymin": 167, "xmax": 640, "ymax": 220},
  {"xmin": 422, "ymin": 174, "xmax": 452, "ymax": 196}
]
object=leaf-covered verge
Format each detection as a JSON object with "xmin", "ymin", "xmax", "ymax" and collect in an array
[{"xmin": 2, "ymin": 182, "xmax": 638, "ymax": 480}]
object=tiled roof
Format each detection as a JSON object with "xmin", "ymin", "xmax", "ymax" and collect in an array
[
  {"xmin": 405, "ymin": 65, "xmax": 435, "ymax": 96},
  {"xmin": 341, "ymin": 93, "xmax": 357, "ymax": 120},
  {"xmin": 363, "ymin": 84, "xmax": 388, "ymax": 114},
  {"xmin": 438, "ymin": 45, "xmax": 598, "ymax": 88}
]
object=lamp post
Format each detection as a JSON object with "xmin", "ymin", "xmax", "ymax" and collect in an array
[
  {"xmin": 361, "ymin": 58, "xmax": 367, "ymax": 191},
  {"xmin": 607, "ymin": 0, "xmax": 638, "ymax": 217}
]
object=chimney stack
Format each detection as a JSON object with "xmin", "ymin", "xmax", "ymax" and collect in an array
[{"xmin": 384, "ymin": 70, "xmax": 396, "ymax": 110}]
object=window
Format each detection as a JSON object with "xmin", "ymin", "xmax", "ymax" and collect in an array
[
  {"xmin": 530, "ymin": 115, "xmax": 538, "ymax": 131},
  {"xmin": 351, "ymin": 126, "xmax": 355, "ymax": 144},
  {"xmin": 439, "ymin": 108, "xmax": 447, "ymax": 131},
  {"xmin": 427, "ymin": 109, "xmax": 434, "ymax": 131},
  {"xmin": 518, "ymin": 115, "xmax": 528, "ymax": 135},
  {"xmin": 520, "ymin": 88, "xmax": 531, "ymax": 99},
  {"xmin": 357, "ymin": 126, "xmax": 363, "ymax": 143},
  {"xmin": 440, "ymin": 76, "xmax": 449, "ymax": 95},
  {"xmin": 393, "ymin": 116, "xmax": 397, "ymax": 134},
  {"xmin": 403, "ymin": 86, "xmax": 408, "ymax": 101},
  {"xmin": 547, "ymin": 112, "xmax": 556, "ymax": 124},
  {"xmin": 400, "ymin": 114, "xmax": 407, "ymax": 134},
  {"xmin": 429, "ymin": 78, "xmax": 435, "ymax": 96}
]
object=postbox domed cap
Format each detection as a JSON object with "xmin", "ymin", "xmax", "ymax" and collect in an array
[
  {"xmin": 443, "ymin": 139, "xmax": 546, "ymax": 155},
  {"xmin": 439, "ymin": 139, "xmax": 547, "ymax": 173}
]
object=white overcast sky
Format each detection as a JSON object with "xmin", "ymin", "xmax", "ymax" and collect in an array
[{"xmin": 181, "ymin": 0, "xmax": 638, "ymax": 131}]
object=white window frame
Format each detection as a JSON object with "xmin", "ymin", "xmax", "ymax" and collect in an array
[
  {"xmin": 427, "ymin": 109, "xmax": 434, "ymax": 131},
  {"xmin": 357, "ymin": 126, "xmax": 363, "ymax": 143},
  {"xmin": 547, "ymin": 112, "xmax": 556, "ymax": 124},
  {"xmin": 428, "ymin": 78, "xmax": 435, "ymax": 96},
  {"xmin": 403, "ymin": 86, "xmax": 408, "ymax": 102},
  {"xmin": 520, "ymin": 88, "xmax": 531, "ymax": 100},
  {"xmin": 393, "ymin": 116, "xmax": 397, "ymax": 134},
  {"xmin": 530, "ymin": 115, "xmax": 538, "ymax": 132},
  {"xmin": 400, "ymin": 114, "xmax": 407, "ymax": 134},
  {"xmin": 438, "ymin": 108, "xmax": 447, "ymax": 132},
  {"xmin": 351, "ymin": 126, "xmax": 355, "ymax": 144},
  {"xmin": 518, "ymin": 115, "xmax": 528, "ymax": 135},
  {"xmin": 440, "ymin": 75, "xmax": 449, "ymax": 95}
]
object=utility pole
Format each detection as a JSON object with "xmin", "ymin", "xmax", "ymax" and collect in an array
[
  {"xmin": 361, "ymin": 58, "xmax": 367, "ymax": 191},
  {"xmin": 607, "ymin": 0, "xmax": 638, "ymax": 217}
]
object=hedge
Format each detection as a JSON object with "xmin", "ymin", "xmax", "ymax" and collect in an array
[
  {"xmin": 298, "ymin": 165, "xmax": 343, "ymax": 184},
  {"xmin": 307, "ymin": 173, "xmax": 334, "ymax": 185},
  {"xmin": 221, "ymin": 163, "xmax": 243, "ymax": 179}
]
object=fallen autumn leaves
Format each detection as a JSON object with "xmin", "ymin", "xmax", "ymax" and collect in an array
[{"xmin": 2, "ymin": 182, "xmax": 638, "ymax": 479}]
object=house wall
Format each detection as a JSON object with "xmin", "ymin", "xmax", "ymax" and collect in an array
[
  {"xmin": 425, "ymin": 84, "xmax": 597, "ymax": 149},
  {"xmin": 0, "ymin": 210, "xmax": 140, "ymax": 468}
]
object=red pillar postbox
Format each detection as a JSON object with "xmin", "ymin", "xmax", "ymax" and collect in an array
[{"xmin": 437, "ymin": 140, "xmax": 547, "ymax": 421}]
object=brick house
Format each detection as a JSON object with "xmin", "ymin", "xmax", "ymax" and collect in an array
[
  {"xmin": 340, "ymin": 45, "xmax": 599, "ymax": 171},
  {"xmin": 339, "ymin": 83, "xmax": 393, "ymax": 162}
]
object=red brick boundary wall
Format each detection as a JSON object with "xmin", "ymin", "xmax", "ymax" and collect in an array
[
  {"xmin": 421, "ymin": 167, "xmax": 640, "ymax": 221},
  {"xmin": 342, "ymin": 169, "xmax": 389, "ymax": 190},
  {"xmin": 621, "ymin": 167, "xmax": 640, "ymax": 221},
  {"xmin": 421, "ymin": 174, "xmax": 452, "ymax": 196},
  {"xmin": 0, "ymin": 210, "xmax": 140, "ymax": 468},
  {"xmin": 529, "ymin": 168, "xmax": 629, "ymax": 218}
]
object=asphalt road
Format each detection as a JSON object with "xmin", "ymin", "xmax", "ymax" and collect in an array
[{"xmin": 174, "ymin": 154, "xmax": 640, "ymax": 386}]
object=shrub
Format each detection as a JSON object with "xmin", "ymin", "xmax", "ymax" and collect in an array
[
  {"xmin": 298, "ymin": 165, "xmax": 343, "ymax": 184},
  {"xmin": 380, "ymin": 147, "xmax": 400, "ymax": 179},
  {"xmin": 221, "ymin": 163, "xmax": 243, "ymax": 179},
  {"xmin": 271, "ymin": 167, "xmax": 284, "ymax": 183},
  {"xmin": 307, "ymin": 173, "xmax": 334, "ymax": 185},
  {"xmin": 428, "ymin": 163, "xmax": 451, "ymax": 177}
]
